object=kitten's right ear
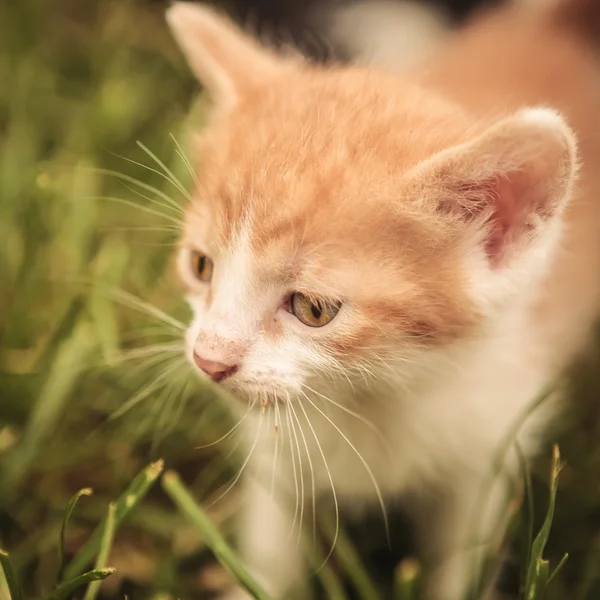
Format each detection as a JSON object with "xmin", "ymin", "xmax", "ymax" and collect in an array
[
  {"xmin": 408, "ymin": 108, "xmax": 577, "ymax": 270},
  {"xmin": 166, "ymin": 2, "xmax": 284, "ymax": 107}
]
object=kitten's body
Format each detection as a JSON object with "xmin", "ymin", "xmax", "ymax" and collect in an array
[{"xmin": 166, "ymin": 1, "xmax": 600, "ymax": 598}]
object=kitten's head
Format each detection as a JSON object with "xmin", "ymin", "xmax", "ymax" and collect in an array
[{"xmin": 167, "ymin": 3, "xmax": 577, "ymax": 404}]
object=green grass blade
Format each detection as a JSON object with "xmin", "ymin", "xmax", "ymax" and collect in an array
[
  {"xmin": 547, "ymin": 553, "xmax": 569, "ymax": 585},
  {"xmin": 468, "ymin": 383, "xmax": 557, "ymax": 600},
  {"xmin": 316, "ymin": 567, "xmax": 347, "ymax": 600},
  {"xmin": 62, "ymin": 460, "xmax": 163, "ymax": 581},
  {"xmin": 516, "ymin": 442, "xmax": 535, "ymax": 588},
  {"xmin": 162, "ymin": 470, "xmax": 273, "ymax": 600},
  {"xmin": 45, "ymin": 568, "xmax": 115, "ymax": 600},
  {"xmin": 301, "ymin": 510, "xmax": 347, "ymax": 600},
  {"xmin": 527, "ymin": 559, "xmax": 550, "ymax": 600},
  {"xmin": 0, "ymin": 550, "xmax": 22, "ymax": 600},
  {"xmin": 82, "ymin": 503, "xmax": 116, "ymax": 600},
  {"xmin": 58, "ymin": 488, "xmax": 93, "ymax": 582},
  {"xmin": 310, "ymin": 545, "xmax": 347, "ymax": 600},
  {"xmin": 524, "ymin": 445, "xmax": 562, "ymax": 599}
]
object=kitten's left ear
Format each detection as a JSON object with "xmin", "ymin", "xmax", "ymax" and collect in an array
[
  {"xmin": 411, "ymin": 107, "xmax": 578, "ymax": 269},
  {"xmin": 166, "ymin": 2, "xmax": 284, "ymax": 107}
]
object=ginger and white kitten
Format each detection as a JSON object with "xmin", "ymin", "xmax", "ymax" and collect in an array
[{"xmin": 166, "ymin": 1, "xmax": 600, "ymax": 598}]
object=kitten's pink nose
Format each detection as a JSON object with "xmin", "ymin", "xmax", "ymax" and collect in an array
[{"xmin": 193, "ymin": 352, "xmax": 238, "ymax": 382}]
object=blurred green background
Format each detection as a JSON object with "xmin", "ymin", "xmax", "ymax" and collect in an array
[
  {"xmin": 3, "ymin": 1, "xmax": 600, "ymax": 599},
  {"xmin": 0, "ymin": 0, "xmax": 246, "ymax": 597}
]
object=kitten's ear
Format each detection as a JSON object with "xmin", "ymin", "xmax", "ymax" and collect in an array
[
  {"xmin": 413, "ymin": 108, "xmax": 578, "ymax": 268},
  {"xmin": 166, "ymin": 2, "xmax": 283, "ymax": 107}
]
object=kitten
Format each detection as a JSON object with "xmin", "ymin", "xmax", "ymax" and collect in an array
[{"xmin": 166, "ymin": 0, "xmax": 600, "ymax": 598}]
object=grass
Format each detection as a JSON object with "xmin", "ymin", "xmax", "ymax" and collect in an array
[{"xmin": 3, "ymin": 0, "xmax": 600, "ymax": 598}]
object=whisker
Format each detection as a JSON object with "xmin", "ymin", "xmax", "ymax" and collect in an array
[
  {"xmin": 302, "ymin": 383, "xmax": 393, "ymax": 459},
  {"xmin": 136, "ymin": 140, "xmax": 192, "ymax": 201},
  {"xmin": 221, "ymin": 399, "xmax": 259, "ymax": 462},
  {"xmin": 284, "ymin": 398, "xmax": 301, "ymax": 545},
  {"xmin": 112, "ymin": 149, "xmax": 191, "ymax": 201},
  {"xmin": 133, "ymin": 382, "xmax": 174, "ymax": 439},
  {"xmin": 271, "ymin": 400, "xmax": 282, "ymax": 497},
  {"xmin": 287, "ymin": 397, "xmax": 305, "ymax": 548},
  {"xmin": 207, "ymin": 405, "xmax": 265, "ymax": 509},
  {"xmin": 170, "ymin": 133, "xmax": 201, "ymax": 188},
  {"xmin": 195, "ymin": 407, "xmax": 252, "ymax": 450},
  {"xmin": 101, "ymin": 287, "xmax": 186, "ymax": 331},
  {"xmin": 121, "ymin": 326, "xmax": 184, "ymax": 342},
  {"xmin": 127, "ymin": 240, "xmax": 180, "ymax": 248},
  {"xmin": 117, "ymin": 350, "xmax": 184, "ymax": 384},
  {"xmin": 288, "ymin": 399, "xmax": 317, "ymax": 549},
  {"xmin": 296, "ymin": 396, "xmax": 339, "ymax": 571},
  {"xmin": 83, "ymin": 166, "xmax": 184, "ymax": 212},
  {"xmin": 113, "ymin": 343, "xmax": 184, "ymax": 364},
  {"xmin": 300, "ymin": 390, "xmax": 390, "ymax": 546},
  {"xmin": 162, "ymin": 377, "xmax": 195, "ymax": 433},
  {"xmin": 110, "ymin": 359, "xmax": 186, "ymax": 420},
  {"xmin": 99, "ymin": 225, "xmax": 181, "ymax": 234},
  {"xmin": 148, "ymin": 374, "xmax": 192, "ymax": 446},
  {"xmin": 119, "ymin": 181, "xmax": 184, "ymax": 216},
  {"xmin": 85, "ymin": 195, "xmax": 182, "ymax": 226}
]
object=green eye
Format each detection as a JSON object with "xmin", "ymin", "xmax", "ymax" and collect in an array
[
  {"xmin": 290, "ymin": 293, "xmax": 341, "ymax": 327},
  {"xmin": 191, "ymin": 251, "xmax": 213, "ymax": 282}
]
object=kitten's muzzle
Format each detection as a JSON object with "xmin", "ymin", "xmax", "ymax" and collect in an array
[{"xmin": 193, "ymin": 352, "xmax": 239, "ymax": 382}]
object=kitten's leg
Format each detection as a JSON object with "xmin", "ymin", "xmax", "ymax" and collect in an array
[
  {"xmin": 223, "ymin": 474, "xmax": 309, "ymax": 600},
  {"xmin": 414, "ymin": 471, "xmax": 516, "ymax": 600}
]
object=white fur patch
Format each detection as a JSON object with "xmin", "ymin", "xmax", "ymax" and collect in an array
[
  {"xmin": 323, "ymin": 0, "xmax": 450, "ymax": 71},
  {"xmin": 518, "ymin": 106, "xmax": 568, "ymax": 131}
]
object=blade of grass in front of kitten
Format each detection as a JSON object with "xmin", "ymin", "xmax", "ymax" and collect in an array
[
  {"xmin": 516, "ymin": 442, "xmax": 535, "ymax": 589},
  {"xmin": 62, "ymin": 460, "xmax": 163, "ymax": 581},
  {"xmin": 45, "ymin": 569, "xmax": 116, "ymax": 600},
  {"xmin": 58, "ymin": 488, "xmax": 93, "ymax": 582},
  {"xmin": 524, "ymin": 445, "xmax": 562, "ymax": 599},
  {"xmin": 527, "ymin": 558, "xmax": 550, "ymax": 600},
  {"xmin": 468, "ymin": 383, "xmax": 558, "ymax": 599},
  {"xmin": 547, "ymin": 553, "xmax": 569, "ymax": 584},
  {"xmin": 162, "ymin": 470, "xmax": 273, "ymax": 600},
  {"xmin": 0, "ymin": 550, "xmax": 22, "ymax": 600},
  {"xmin": 312, "ymin": 553, "xmax": 347, "ymax": 600},
  {"xmin": 82, "ymin": 503, "xmax": 116, "ymax": 600},
  {"xmin": 305, "ymin": 524, "xmax": 347, "ymax": 600}
]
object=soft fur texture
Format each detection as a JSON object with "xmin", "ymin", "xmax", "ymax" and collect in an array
[{"xmin": 166, "ymin": 1, "xmax": 600, "ymax": 598}]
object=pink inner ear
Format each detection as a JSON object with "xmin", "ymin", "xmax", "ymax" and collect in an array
[
  {"xmin": 484, "ymin": 175, "xmax": 521, "ymax": 265},
  {"xmin": 462, "ymin": 167, "xmax": 552, "ymax": 268},
  {"xmin": 429, "ymin": 112, "xmax": 574, "ymax": 268}
]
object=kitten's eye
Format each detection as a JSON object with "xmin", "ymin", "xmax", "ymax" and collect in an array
[
  {"xmin": 191, "ymin": 250, "xmax": 213, "ymax": 282},
  {"xmin": 290, "ymin": 293, "xmax": 341, "ymax": 327}
]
